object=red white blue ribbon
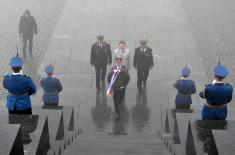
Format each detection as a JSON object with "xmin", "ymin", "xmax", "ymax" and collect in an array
[{"xmin": 107, "ymin": 66, "xmax": 121, "ymax": 96}]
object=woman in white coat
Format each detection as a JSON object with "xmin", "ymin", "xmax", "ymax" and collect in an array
[{"xmin": 113, "ymin": 40, "xmax": 131, "ymax": 71}]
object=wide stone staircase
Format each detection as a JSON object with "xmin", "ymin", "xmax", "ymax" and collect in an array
[
  {"xmin": 61, "ymin": 88, "xmax": 172, "ymax": 155},
  {"xmin": 2, "ymin": 88, "xmax": 235, "ymax": 155},
  {"xmin": 0, "ymin": 105, "xmax": 79, "ymax": 155},
  {"xmin": 62, "ymin": 133, "xmax": 171, "ymax": 155},
  {"xmin": 158, "ymin": 106, "xmax": 235, "ymax": 155},
  {"xmin": 0, "ymin": 88, "xmax": 173, "ymax": 155}
]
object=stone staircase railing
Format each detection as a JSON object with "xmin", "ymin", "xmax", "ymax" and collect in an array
[{"xmin": 0, "ymin": 105, "xmax": 79, "ymax": 155}]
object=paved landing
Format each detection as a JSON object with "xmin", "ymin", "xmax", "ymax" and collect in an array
[{"xmin": 32, "ymin": 0, "xmax": 207, "ymax": 154}]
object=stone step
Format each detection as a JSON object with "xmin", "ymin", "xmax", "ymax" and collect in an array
[
  {"xmin": 77, "ymin": 133, "xmax": 161, "ymax": 142},
  {"xmin": 76, "ymin": 135, "xmax": 163, "ymax": 144},
  {"xmin": 0, "ymin": 123, "xmax": 23, "ymax": 155},
  {"xmin": 161, "ymin": 108, "xmax": 235, "ymax": 155},
  {"xmin": 32, "ymin": 106, "xmax": 79, "ymax": 155},
  {"xmin": 62, "ymin": 134, "xmax": 171, "ymax": 155},
  {"xmin": 212, "ymin": 122, "xmax": 235, "ymax": 155}
]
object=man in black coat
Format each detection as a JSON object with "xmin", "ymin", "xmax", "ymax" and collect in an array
[
  {"xmin": 107, "ymin": 56, "xmax": 130, "ymax": 120},
  {"xmin": 19, "ymin": 10, "xmax": 37, "ymax": 58},
  {"xmin": 133, "ymin": 40, "xmax": 154, "ymax": 93},
  {"xmin": 90, "ymin": 35, "xmax": 112, "ymax": 93}
]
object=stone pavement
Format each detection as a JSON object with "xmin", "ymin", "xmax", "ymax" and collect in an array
[
  {"xmin": 0, "ymin": 0, "xmax": 65, "ymax": 100},
  {"xmin": 183, "ymin": 0, "xmax": 235, "ymax": 105},
  {"xmin": 0, "ymin": 0, "xmax": 65, "ymax": 72},
  {"xmin": 34, "ymin": 0, "xmax": 208, "ymax": 108},
  {"xmin": 33, "ymin": 0, "xmax": 208, "ymax": 154},
  {"xmin": 0, "ymin": 0, "xmax": 234, "ymax": 154}
]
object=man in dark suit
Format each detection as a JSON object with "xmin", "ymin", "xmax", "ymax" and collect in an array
[
  {"xmin": 19, "ymin": 10, "xmax": 38, "ymax": 58},
  {"xmin": 90, "ymin": 35, "xmax": 112, "ymax": 93},
  {"xmin": 133, "ymin": 40, "xmax": 154, "ymax": 94},
  {"xmin": 107, "ymin": 56, "xmax": 130, "ymax": 120}
]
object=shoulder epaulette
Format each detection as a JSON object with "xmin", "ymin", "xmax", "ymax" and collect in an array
[
  {"xmin": 225, "ymin": 83, "xmax": 232, "ymax": 86},
  {"xmin": 2, "ymin": 74, "xmax": 9, "ymax": 81},
  {"xmin": 54, "ymin": 77, "xmax": 59, "ymax": 80},
  {"xmin": 22, "ymin": 74, "xmax": 29, "ymax": 78},
  {"xmin": 40, "ymin": 77, "xmax": 45, "ymax": 81},
  {"xmin": 105, "ymin": 42, "xmax": 110, "ymax": 46},
  {"xmin": 3, "ymin": 74, "xmax": 10, "ymax": 78}
]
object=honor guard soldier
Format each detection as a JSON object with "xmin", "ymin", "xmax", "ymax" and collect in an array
[
  {"xmin": 40, "ymin": 65, "xmax": 63, "ymax": 106},
  {"xmin": 173, "ymin": 65, "xmax": 196, "ymax": 109},
  {"xmin": 199, "ymin": 63, "xmax": 233, "ymax": 120},
  {"xmin": 3, "ymin": 54, "xmax": 37, "ymax": 114},
  {"xmin": 133, "ymin": 40, "xmax": 154, "ymax": 93},
  {"xmin": 107, "ymin": 55, "xmax": 130, "ymax": 120},
  {"xmin": 90, "ymin": 35, "xmax": 112, "ymax": 94}
]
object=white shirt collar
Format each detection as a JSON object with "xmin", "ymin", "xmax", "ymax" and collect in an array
[
  {"xmin": 12, "ymin": 71, "xmax": 22, "ymax": 75},
  {"xmin": 212, "ymin": 79, "xmax": 224, "ymax": 84},
  {"xmin": 181, "ymin": 77, "xmax": 189, "ymax": 80}
]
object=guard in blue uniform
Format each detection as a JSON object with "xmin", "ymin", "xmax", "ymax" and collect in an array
[
  {"xmin": 40, "ymin": 65, "xmax": 63, "ymax": 106},
  {"xmin": 173, "ymin": 66, "xmax": 196, "ymax": 109},
  {"xmin": 3, "ymin": 54, "xmax": 36, "ymax": 114},
  {"xmin": 199, "ymin": 63, "xmax": 233, "ymax": 120}
]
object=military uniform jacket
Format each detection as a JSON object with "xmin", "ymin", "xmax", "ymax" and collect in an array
[
  {"xmin": 40, "ymin": 77, "xmax": 63, "ymax": 104},
  {"xmin": 199, "ymin": 83, "xmax": 233, "ymax": 106},
  {"xmin": 174, "ymin": 79, "xmax": 196, "ymax": 105},
  {"xmin": 107, "ymin": 66, "xmax": 130, "ymax": 90},
  {"xmin": 18, "ymin": 15, "xmax": 37, "ymax": 38},
  {"xmin": 3, "ymin": 73, "xmax": 37, "ymax": 111},
  {"xmin": 90, "ymin": 42, "xmax": 112, "ymax": 66},
  {"xmin": 133, "ymin": 47, "xmax": 154, "ymax": 70}
]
